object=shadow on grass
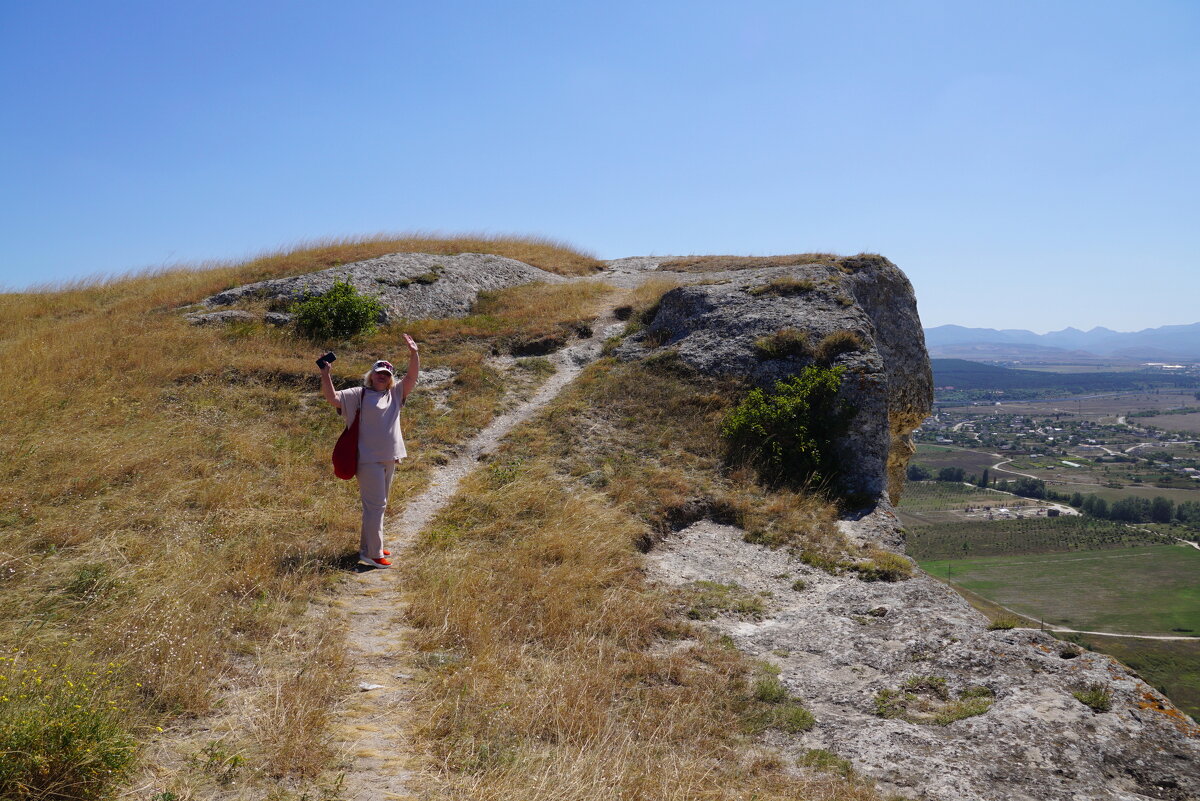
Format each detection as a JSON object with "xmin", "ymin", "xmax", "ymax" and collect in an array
[{"xmin": 279, "ymin": 550, "xmax": 372, "ymax": 575}]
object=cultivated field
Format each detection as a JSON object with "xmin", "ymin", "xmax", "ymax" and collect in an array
[
  {"xmin": 1091, "ymin": 484, "xmax": 1200, "ymax": 505},
  {"xmin": 946, "ymin": 390, "xmax": 1199, "ymax": 424},
  {"xmin": 895, "ymin": 481, "xmax": 1065, "ymax": 528},
  {"xmin": 1011, "ymin": 363, "xmax": 1151, "ymax": 374},
  {"xmin": 912, "ymin": 444, "xmax": 998, "ymax": 475},
  {"xmin": 906, "ymin": 516, "xmax": 1172, "ymax": 560},
  {"xmin": 898, "ymin": 481, "xmax": 1029, "ymax": 511},
  {"xmin": 1149, "ymin": 411, "xmax": 1200, "ymax": 434},
  {"xmin": 918, "ymin": 544, "xmax": 1200, "ymax": 635}
]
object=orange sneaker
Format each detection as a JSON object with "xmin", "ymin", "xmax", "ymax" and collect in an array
[
  {"xmin": 359, "ymin": 555, "xmax": 392, "ymax": 569},
  {"xmin": 382, "ymin": 550, "xmax": 391, "ymax": 556}
]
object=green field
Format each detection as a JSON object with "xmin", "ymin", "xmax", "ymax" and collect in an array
[
  {"xmin": 913, "ymin": 444, "xmax": 998, "ymax": 475},
  {"xmin": 919, "ymin": 545, "xmax": 1200, "ymax": 635},
  {"xmin": 897, "ymin": 480, "xmax": 1021, "ymax": 511},
  {"xmin": 906, "ymin": 516, "xmax": 1171, "ymax": 560}
]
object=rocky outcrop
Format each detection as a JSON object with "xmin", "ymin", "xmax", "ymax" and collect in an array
[
  {"xmin": 614, "ymin": 255, "xmax": 933, "ymax": 506},
  {"xmin": 648, "ymin": 516, "xmax": 1200, "ymax": 801},
  {"xmin": 617, "ymin": 254, "xmax": 1200, "ymax": 799},
  {"xmin": 199, "ymin": 252, "xmax": 564, "ymax": 321}
]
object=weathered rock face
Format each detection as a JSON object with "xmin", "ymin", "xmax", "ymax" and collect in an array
[
  {"xmin": 647, "ymin": 516, "xmax": 1200, "ymax": 801},
  {"xmin": 614, "ymin": 256, "xmax": 933, "ymax": 505},
  {"xmin": 619, "ymin": 255, "xmax": 1200, "ymax": 799},
  {"xmin": 199, "ymin": 252, "xmax": 564, "ymax": 321}
]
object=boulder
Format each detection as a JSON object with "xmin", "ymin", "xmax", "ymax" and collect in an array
[
  {"xmin": 200, "ymin": 252, "xmax": 564, "ymax": 321},
  {"xmin": 648, "ymin": 518, "xmax": 1200, "ymax": 801}
]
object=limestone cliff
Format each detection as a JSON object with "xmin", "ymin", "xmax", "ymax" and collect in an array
[
  {"xmin": 614, "ymin": 255, "xmax": 932, "ymax": 509},
  {"xmin": 608, "ymin": 254, "xmax": 1199, "ymax": 800}
]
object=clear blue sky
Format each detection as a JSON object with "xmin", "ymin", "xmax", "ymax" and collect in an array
[{"xmin": 2, "ymin": 0, "xmax": 1197, "ymax": 332}]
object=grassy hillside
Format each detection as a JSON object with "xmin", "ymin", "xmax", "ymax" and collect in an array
[
  {"xmin": 1, "ymin": 238, "xmax": 885, "ymax": 800},
  {"xmin": 401, "ymin": 352, "xmax": 882, "ymax": 800},
  {"xmin": 0, "ymin": 235, "xmax": 608, "ymax": 799}
]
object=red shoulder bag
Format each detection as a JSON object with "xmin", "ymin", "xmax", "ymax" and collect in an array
[{"xmin": 332, "ymin": 391, "xmax": 363, "ymax": 480}]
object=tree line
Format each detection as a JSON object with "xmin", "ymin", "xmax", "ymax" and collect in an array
[
  {"xmin": 998, "ymin": 477, "xmax": 1199, "ymax": 532},
  {"xmin": 906, "ymin": 464, "xmax": 1200, "ymax": 535}
]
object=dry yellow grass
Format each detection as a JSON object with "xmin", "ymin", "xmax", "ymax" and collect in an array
[
  {"xmin": 400, "ymin": 358, "xmax": 879, "ymax": 800},
  {"xmin": 659, "ymin": 254, "xmax": 842, "ymax": 272},
  {"xmin": 659, "ymin": 253, "xmax": 890, "ymax": 275},
  {"xmin": 0, "ymin": 236, "xmax": 604, "ymax": 799}
]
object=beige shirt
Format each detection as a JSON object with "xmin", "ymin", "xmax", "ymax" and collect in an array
[{"xmin": 335, "ymin": 385, "xmax": 407, "ymax": 462}]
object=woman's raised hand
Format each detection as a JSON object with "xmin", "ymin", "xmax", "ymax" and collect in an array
[{"xmin": 404, "ymin": 333, "xmax": 419, "ymax": 353}]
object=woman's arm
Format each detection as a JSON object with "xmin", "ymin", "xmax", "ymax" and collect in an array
[
  {"xmin": 319, "ymin": 361, "xmax": 342, "ymax": 409},
  {"xmin": 400, "ymin": 333, "xmax": 420, "ymax": 401}
]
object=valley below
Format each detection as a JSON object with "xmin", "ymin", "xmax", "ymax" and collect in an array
[{"xmin": 901, "ymin": 358, "xmax": 1200, "ymax": 719}]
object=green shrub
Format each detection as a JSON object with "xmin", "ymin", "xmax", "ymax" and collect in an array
[
  {"xmin": 0, "ymin": 655, "xmax": 138, "ymax": 800},
  {"xmin": 1073, "ymin": 683, "xmax": 1113, "ymax": 712},
  {"xmin": 721, "ymin": 366, "xmax": 851, "ymax": 489},
  {"xmin": 753, "ymin": 328, "xmax": 811, "ymax": 360},
  {"xmin": 292, "ymin": 279, "xmax": 384, "ymax": 341},
  {"xmin": 987, "ymin": 615, "xmax": 1022, "ymax": 631}
]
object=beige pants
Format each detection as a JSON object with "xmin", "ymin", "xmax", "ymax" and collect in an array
[{"xmin": 358, "ymin": 460, "xmax": 397, "ymax": 559}]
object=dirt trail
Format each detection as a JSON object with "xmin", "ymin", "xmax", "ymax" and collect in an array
[{"xmin": 330, "ymin": 306, "xmax": 623, "ymax": 801}]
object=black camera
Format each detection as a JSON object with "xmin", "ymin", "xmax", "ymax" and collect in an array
[{"xmin": 316, "ymin": 352, "xmax": 337, "ymax": 369}]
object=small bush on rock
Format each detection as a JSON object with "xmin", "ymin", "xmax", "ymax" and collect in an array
[
  {"xmin": 747, "ymin": 276, "xmax": 816, "ymax": 297},
  {"xmin": 1073, "ymin": 683, "xmax": 1113, "ymax": 712},
  {"xmin": 753, "ymin": 328, "xmax": 811, "ymax": 360},
  {"xmin": 851, "ymin": 548, "xmax": 914, "ymax": 582},
  {"xmin": 873, "ymin": 677, "xmax": 994, "ymax": 726},
  {"xmin": 814, "ymin": 329, "xmax": 865, "ymax": 363},
  {"xmin": 293, "ymin": 280, "xmax": 384, "ymax": 341},
  {"xmin": 722, "ymin": 366, "xmax": 851, "ymax": 489}
]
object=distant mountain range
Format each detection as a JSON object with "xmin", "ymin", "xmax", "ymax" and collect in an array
[{"xmin": 923, "ymin": 322, "xmax": 1200, "ymax": 362}]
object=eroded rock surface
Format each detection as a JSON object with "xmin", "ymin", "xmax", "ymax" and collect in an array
[
  {"xmin": 648, "ymin": 518, "xmax": 1200, "ymax": 801},
  {"xmin": 614, "ymin": 256, "xmax": 933, "ymax": 505},
  {"xmin": 200, "ymin": 252, "xmax": 564, "ymax": 321}
]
